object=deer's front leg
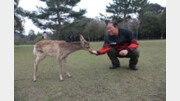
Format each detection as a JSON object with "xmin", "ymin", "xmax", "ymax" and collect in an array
[{"xmin": 58, "ymin": 60, "xmax": 63, "ymax": 81}]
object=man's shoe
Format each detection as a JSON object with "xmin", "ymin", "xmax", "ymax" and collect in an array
[
  {"xmin": 130, "ymin": 66, "xmax": 138, "ymax": 70},
  {"xmin": 109, "ymin": 65, "xmax": 120, "ymax": 69}
]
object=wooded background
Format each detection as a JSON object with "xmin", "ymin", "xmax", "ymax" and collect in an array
[{"xmin": 14, "ymin": 0, "xmax": 166, "ymax": 45}]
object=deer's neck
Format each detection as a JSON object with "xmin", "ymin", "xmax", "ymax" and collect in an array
[{"xmin": 67, "ymin": 42, "xmax": 83, "ymax": 54}]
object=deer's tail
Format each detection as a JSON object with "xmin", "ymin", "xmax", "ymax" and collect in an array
[{"xmin": 33, "ymin": 44, "xmax": 37, "ymax": 55}]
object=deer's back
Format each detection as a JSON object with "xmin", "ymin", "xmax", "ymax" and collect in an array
[{"xmin": 35, "ymin": 40, "xmax": 67, "ymax": 57}]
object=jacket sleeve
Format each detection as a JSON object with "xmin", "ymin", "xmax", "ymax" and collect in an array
[
  {"xmin": 96, "ymin": 37, "xmax": 111, "ymax": 55},
  {"xmin": 126, "ymin": 39, "xmax": 139, "ymax": 52},
  {"xmin": 124, "ymin": 29, "xmax": 139, "ymax": 52},
  {"xmin": 97, "ymin": 44, "xmax": 111, "ymax": 55}
]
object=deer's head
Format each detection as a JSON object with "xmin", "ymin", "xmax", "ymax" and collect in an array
[{"xmin": 80, "ymin": 35, "xmax": 90, "ymax": 50}]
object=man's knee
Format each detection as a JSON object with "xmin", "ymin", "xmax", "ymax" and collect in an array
[{"xmin": 130, "ymin": 49, "xmax": 140, "ymax": 58}]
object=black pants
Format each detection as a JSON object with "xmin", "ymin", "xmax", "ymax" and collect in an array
[{"xmin": 107, "ymin": 48, "xmax": 140, "ymax": 67}]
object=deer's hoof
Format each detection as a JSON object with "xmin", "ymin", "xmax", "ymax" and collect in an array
[
  {"xmin": 60, "ymin": 79, "xmax": 64, "ymax": 82},
  {"xmin": 33, "ymin": 80, "xmax": 36, "ymax": 82},
  {"xmin": 68, "ymin": 75, "xmax": 72, "ymax": 78}
]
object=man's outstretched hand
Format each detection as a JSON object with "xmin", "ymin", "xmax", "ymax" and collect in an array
[{"xmin": 88, "ymin": 49, "xmax": 98, "ymax": 55}]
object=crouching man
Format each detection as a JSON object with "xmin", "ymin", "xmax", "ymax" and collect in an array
[{"xmin": 89, "ymin": 21, "xmax": 140, "ymax": 70}]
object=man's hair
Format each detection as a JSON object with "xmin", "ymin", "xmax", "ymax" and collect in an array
[{"xmin": 107, "ymin": 21, "xmax": 118, "ymax": 27}]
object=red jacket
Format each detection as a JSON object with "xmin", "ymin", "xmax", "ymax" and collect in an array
[{"xmin": 97, "ymin": 28, "xmax": 139, "ymax": 55}]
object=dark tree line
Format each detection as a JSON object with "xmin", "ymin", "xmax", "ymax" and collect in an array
[
  {"xmin": 102, "ymin": 0, "xmax": 166, "ymax": 40},
  {"xmin": 14, "ymin": 0, "xmax": 166, "ymax": 45},
  {"xmin": 137, "ymin": 3, "xmax": 166, "ymax": 39}
]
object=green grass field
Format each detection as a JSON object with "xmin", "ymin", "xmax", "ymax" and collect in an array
[{"xmin": 14, "ymin": 40, "xmax": 166, "ymax": 101}]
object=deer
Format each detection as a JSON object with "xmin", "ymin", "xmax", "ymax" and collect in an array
[{"xmin": 33, "ymin": 35, "xmax": 90, "ymax": 82}]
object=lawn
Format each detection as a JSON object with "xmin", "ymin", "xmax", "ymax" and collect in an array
[{"xmin": 14, "ymin": 40, "xmax": 166, "ymax": 101}]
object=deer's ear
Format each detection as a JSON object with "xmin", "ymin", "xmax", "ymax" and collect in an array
[
  {"xmin": 80, "ymin": 34, "xmax": 85, "ymax": 41},
  {"xmin": 80, "ymin": 35, "xmax": 85, "ymax": 46}
]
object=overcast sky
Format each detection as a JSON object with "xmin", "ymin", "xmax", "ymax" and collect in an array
[{"xmin": 19, "ymin": 0, "xmax": 166, "ymax": 35}]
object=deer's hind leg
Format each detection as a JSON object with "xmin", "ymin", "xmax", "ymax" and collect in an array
[
  {"xmin": 62, "ymin": 59, "xmax": 71, "ymax": 78},
  {"xmin": 33, "ymin": 53, "xmax": 46, "ymax": 82}
]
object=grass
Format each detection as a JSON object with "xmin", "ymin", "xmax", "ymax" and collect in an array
[{"xmin": 14, "ymin": 40, "xmax": 166, "ymax": 101}]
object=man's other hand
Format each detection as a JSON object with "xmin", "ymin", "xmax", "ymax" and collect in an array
[{"xmin": 119, "ymin": 50, "xmax": 128, "ymax": 56}]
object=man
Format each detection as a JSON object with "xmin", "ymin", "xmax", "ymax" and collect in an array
[
  {"xmin": 43, "ymin": 31, "xmax": 50, "ymax": 40},
  {"xmin": 89, "ymin": 21, "xmax": 140, "ymax": 70},
  {"xmin": 68, "ymin": 34, "xmax": 73, "ymax": 42}
]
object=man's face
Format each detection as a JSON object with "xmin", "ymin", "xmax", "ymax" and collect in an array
[{"xmin": 107, "ymin": 23, "xmax": 117, "ymax": 36}]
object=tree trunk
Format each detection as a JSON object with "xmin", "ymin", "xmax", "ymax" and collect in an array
[
  {"xmin": 136, "ymin": 28, "xmax": 138, "ymax": 40},
  {"xmin": 88, "ymin": 34, "xmax": 90, "ymax": 41},
  {"xmin": 56, "ymin": 1, "xmax": 61, "ymax": 40},
  {"xmin": 97, "ymin": 31, "xmax": 99, "ymax": 42},
  {"xmin": 161, "ymin": 28, "xmax": 163, "ymax": 39}
]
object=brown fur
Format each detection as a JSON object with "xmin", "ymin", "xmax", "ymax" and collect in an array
[{"xmin": 33, "ymin": 35, "xmax": 90, "ymax": 82}]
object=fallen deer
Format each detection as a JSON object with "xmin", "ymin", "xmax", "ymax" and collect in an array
[{"xmin": 33, "ymin": 35, "xmax": 90, "ymax": 82}]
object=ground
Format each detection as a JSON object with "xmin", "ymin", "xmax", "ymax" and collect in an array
[{"xmin": 14, "ymin": 40, "xmax": 166, "ymax": 101}]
